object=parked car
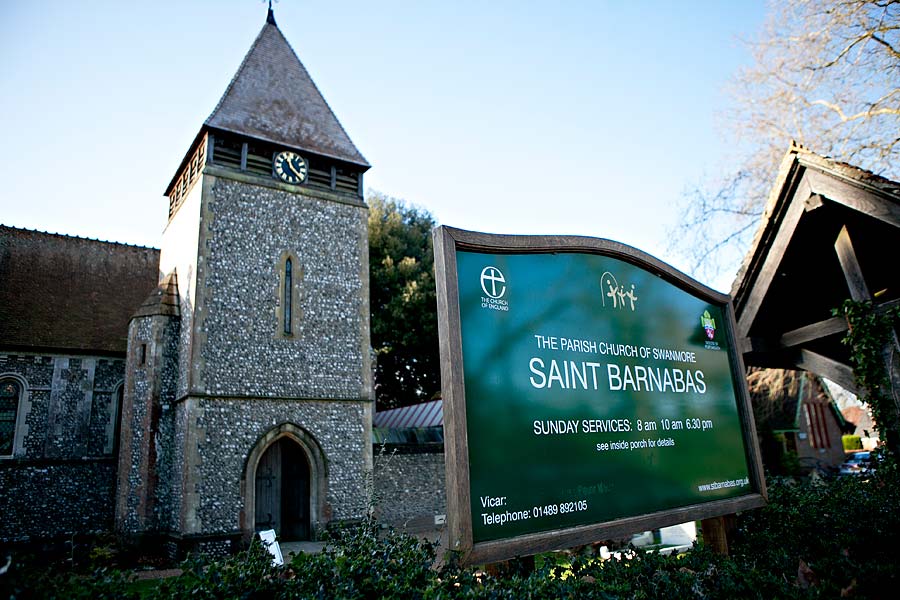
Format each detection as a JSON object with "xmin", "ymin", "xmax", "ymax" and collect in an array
[
  {"xmin": 839, "ymin": 451, "xmax": 873, "ymax": 476},
  {"xmin": 798, "ymin": 456, "xmax": 839, "ymax": 478}
]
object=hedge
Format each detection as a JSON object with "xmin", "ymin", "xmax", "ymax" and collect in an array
[{"xmin": 3, "ymin": 457, "xmax": 899, "ymax": 599}]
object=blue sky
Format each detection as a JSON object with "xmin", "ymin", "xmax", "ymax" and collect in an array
[{"xmin": 0, "ymin": 1, "xmax": 766, "ymax": 291}]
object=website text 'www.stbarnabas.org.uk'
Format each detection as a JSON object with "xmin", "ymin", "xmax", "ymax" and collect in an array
[{"xmin": 697, "ymin": 477, "xmax": 749, "ymax": 492}]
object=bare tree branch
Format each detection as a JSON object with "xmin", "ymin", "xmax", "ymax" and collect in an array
[
  {"xmin": 673, "ymin": 0, "xmax": 900, "ymax": 281},
  {"xmin": 871, "ymin": 33, "xmax": 900, "ymax": 59},
  {"xmin": 809, "ymin": 98, "xmax": 900, "ymax": 121}
]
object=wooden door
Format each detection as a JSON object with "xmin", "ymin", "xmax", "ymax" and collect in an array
[
  {"xmin": 280, "ymin": 439, "xmax": 311, "ymax": 540},
  {"xmin": 255, "ymin": 440, "xmax": 282, "ymax": 533}
]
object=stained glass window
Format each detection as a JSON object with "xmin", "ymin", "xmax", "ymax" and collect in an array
[{"xmin": 0, "ymin": 380, "xmax": 20, "ymax": 456}]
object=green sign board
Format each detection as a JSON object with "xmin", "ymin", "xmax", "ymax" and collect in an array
[{"xmin": 434, "ymin": 227, "xmax": 765, "ymax": 564}]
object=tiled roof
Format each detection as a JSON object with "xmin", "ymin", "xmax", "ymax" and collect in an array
[
  {"xmin": 747, "ymin": 368, "xmax": 850, "ymax": 433},
  {"xmin": 205, "ymin": 18, "xmax": 369, "ymax": 168},
  {"xmin": 842, "ymin": 405, "xmax": 875, "ymax": 433},
  {"xmin": 132, "ymin": 270, "xmax": 180, "ymax": 319},
  {"xmin": 747, "ymin": 368, "xmax": 805, "ymax": 432},
  {"xmin": 0, "ymin": 226, "xmax": 160, "ymax": 354},
  {"xmin": 798, "ymin": 148, "xmax": 900, "ymax": 200}
]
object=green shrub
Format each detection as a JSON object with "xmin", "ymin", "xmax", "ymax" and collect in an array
[
  {"xmin": 6, "ymin": 465, "xmax": 900, "ymax": 599},
  {"xmin": 0, "ymin": 565, "xmax": 137, "ymax": 600},
  {"xmin": 779, "ymin": 449, "xmax": 802, "ymax": 476},
  {"xmin": 151, "ymin": 540, "xmax": 285, "ymax": 599},
  {"xmin": 731, "ymin": 454, "xmax": 900, "ymax": 598},
  {"xmin": 842, "ymin": 434, "xmax": 863, "ymax": 451},
  {"xmin": 299, "ymin": 517, "xmax": 437, "ymax": 599}
]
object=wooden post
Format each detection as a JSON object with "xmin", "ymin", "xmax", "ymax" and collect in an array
[
  {"xmin": 483, "ymin": 555, "xmax": 536, "ymax": 577},
  {"xmin": 834, "ymin": 225, "xmax": 871, "ymax": 302},
  {"xmin": 700, "ymin": 516, "xmax": 730, "ymax": 555},
  {"xmin": 835, "ymin": 225, "xmax": 900, "ymax": 456}
]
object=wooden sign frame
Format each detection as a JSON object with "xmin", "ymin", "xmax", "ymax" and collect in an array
[{"xmin": 433, "ymin": 226, "xmax": 766, "ymax": 565}]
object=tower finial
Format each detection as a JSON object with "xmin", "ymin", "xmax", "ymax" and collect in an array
[{"xmin": 267, "ymin": 0, "xmax": 277, "ymax": 25}]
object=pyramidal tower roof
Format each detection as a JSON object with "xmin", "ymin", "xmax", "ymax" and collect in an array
[{"xmin": 205, "ymin": 12, "xmax": 369, "ymax": 168}]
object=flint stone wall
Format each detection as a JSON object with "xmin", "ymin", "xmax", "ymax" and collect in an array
[
  {"xmin": 0, "ymin": 352, "xmax": 124, "ymax": 542},
  {"xmin": 187, "ymin": 397, "xmax": 371, "ymax": 535},
  {"xmin": 195, "ymin": 176, "xmax": 370, "ymax": 401},
  {"xmin": 373, "ymin": 448, "xmax": 446, "ymax": 531},
  {"xmin": 116, "ymin": 314, "xmax": 181, "ymax": 534}
]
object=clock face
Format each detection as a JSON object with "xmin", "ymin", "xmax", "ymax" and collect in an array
[{"xmin": 273, "ymin": 151, "xmax": 308, "ymax": 184}]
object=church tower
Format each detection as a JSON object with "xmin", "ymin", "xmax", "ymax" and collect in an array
[{"xmin": 116, "ymin": 8, "xmax": 373, "ymax": 554}]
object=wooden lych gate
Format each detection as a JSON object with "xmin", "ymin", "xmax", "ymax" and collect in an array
[{"xmin": 731, "ymin": 143, "xmax": 900, "ymax": 452}]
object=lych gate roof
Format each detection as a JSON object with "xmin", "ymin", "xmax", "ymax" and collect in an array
[
  {"xmin": 205, "ymin": 16, "xmax": 369, "ymax": 168},
  {"xmin": 731, "ymin": 144, "xmax": 900, "ymax": 394},
  {"xmin": 0, "ymin": 226, "xmax": 160, "ymax": 354}
]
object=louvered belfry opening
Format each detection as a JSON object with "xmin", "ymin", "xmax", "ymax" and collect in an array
[
  {"xmin": 209, "ymin": 131, "xmax": 361, "ymax": 192},
  {"xmin": 165, "ymin": 130, "xmax": 364, "ymax": 222},
  {"xmin": 167, "ymin": 135, "xmax": 208, "ymax": 219},
  {"xmin": 212, "ymin": 135, "xmax": 242, "ymax": 170}
]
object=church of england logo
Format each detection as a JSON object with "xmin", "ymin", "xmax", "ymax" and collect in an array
[
  {"xmin": 479, "ymin": 266, "xmax": 509, "ymax": 312},
  {"xmin": 480, "ymin": 266, "xmax": 506, "ymax": 299}
]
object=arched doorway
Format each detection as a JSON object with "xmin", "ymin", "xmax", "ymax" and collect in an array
[{"xmin": 254, "ymin": 437, "xmax": 311, "ymax": 540}]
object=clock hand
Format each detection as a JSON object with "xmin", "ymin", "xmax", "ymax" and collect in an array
[{"xmin": 287, "ymin": 160, "xmax": 304, "ymax": 179}]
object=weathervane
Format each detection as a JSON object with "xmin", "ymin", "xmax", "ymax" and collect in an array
[{"xmin": 265, "ymin": 0, "xmax": 278, "ymax": 25}]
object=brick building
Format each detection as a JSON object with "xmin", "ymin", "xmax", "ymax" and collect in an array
[
  {"xmin": 1, "ymin": 9, "xmax": 374, "ymax": 554},
  {"xmin": 747, "ymin": 368, "xmax": 853, "ymax": 475}
]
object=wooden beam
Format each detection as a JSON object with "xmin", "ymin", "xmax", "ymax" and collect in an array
[
  {"xmin": 748, "ymin": 300, "xmax": 900, "ymax": 355},
  {"xmin": 806, "ymin": 170, "xmax": 900, "ymax": 229},
  {"xmin": 737, "ymin": 179, "xmax": 812, "ymax": 338},
  {"xmin": 834, "ymin": 225, "xmax": 871, "ymax": 302},
  {"xmin": 793, "ymin": 349, "xmax": 859, "ymax": 395},
  {"xmin": 803, "ymin": 193, "xmax": 825, "ymax": 212},
  {"xmin": 740, "ymin": 336, "xmax": 779, "ymax": 356},
  {"xmin": 779, "ymin": 316, "xmax": 848, "ymax": 348}
]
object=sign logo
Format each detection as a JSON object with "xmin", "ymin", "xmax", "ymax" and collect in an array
[
  {"xmin": 479, "ymin": 266, "xmax": 509, "ymax": 312},
  {"xmin": 600, "ymin": 271, "xmax": 638, "ymax": 311},
  {"xmin": 700, "ymin": 310, "xmax": 716, "ymax": 340},
  {"xmin": 480, "ymin": 266, "xmax": 507, "ymax": 299}
]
